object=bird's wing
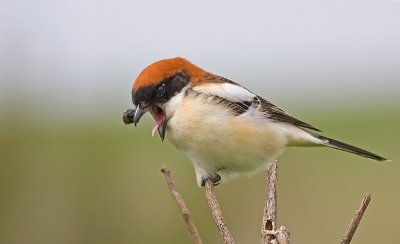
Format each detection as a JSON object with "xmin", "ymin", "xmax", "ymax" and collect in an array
[
  {"xmin": 191, "ymin": 75, "xmax": 321, "ymax": 132},
  {"xmin": 257, "ymin": 96, "xmax": 321, "ymax": 131}
]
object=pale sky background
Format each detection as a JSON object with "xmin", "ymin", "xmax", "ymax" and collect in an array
[{"xmin": 0, "ymin": 0, "xmax": 399, "ymax": 118}]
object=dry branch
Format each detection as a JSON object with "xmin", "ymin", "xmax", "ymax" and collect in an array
[
  {"xmin": 160, "ymin": 166, "xmax": 203, "ymax": 244},
  {"xmin": 160, "ymin": 163, "xmax": 373, "ymax": 244},
  {"xmin": 204, "ymin": 179, "xmax": 235, "ymax": 244},
  {"xmin": 261, "ymin": 160, "xmax": 290, "ymax": 244},
  {"xmin": 341, "ymin": 194, "xmax": 371, "ymax": 244}
]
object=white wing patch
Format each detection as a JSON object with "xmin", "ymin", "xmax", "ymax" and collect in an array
[{"xmin": 192, "ymin": 83, "xmax": 256, "ymax": 102}]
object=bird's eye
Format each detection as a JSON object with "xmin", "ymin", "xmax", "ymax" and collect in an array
[{"xmin": 156, "ymin": 83, "xmax": 166, "ymax": 97}]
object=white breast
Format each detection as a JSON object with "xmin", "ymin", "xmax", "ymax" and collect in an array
[{"xmin": 164, "ymin": 90, "xmax": 289, "ymax": 186}]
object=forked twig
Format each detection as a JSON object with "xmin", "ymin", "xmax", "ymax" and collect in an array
[
  {"xmin": 160, "ymin": 166, "xmax": 203, "ymax": 244},
  {"xmin": 341, "ymin": 194, "xmax": 371, "ymax": 244},
  {"xmin": 261, "ymin": 160, "xmax": 290, "ymax": 244},
  {"xmin": 160, "ymin": 163, "xmax": 372, "ymax": 244}
]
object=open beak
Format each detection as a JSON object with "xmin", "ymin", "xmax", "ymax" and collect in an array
[
  {"xmin": 133, "ymin": 106, "xmax": 148, "ymax": 126},
  {"xmin": 122, "ymin": 105, "xmax": 167, "ymax": 141},
  {"xmin": 149, "ymin": 105, "xmax": 167, "ymax": 141},
  {"xmin": 122, "ymin": 105, "xmax": 148, "ymax": 126}
]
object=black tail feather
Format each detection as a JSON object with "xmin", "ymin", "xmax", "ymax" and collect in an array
[{"xmin": 312, "ymin": 134, "xmax": 387, "ymax": 161}]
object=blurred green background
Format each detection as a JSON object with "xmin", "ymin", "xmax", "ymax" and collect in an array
[
  {"xmin": 2, "ymin": 104, "xmax": 398, "ymax": 244},
  {"xmin": 1, "ymin": 0, "xmax": 399, "ymax": 243}
]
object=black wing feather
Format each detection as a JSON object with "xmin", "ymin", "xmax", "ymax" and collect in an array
[
  {"xmin": 258, "ymin": 96, "xmax": 321, "ymax": 132},
  {"xmin": 188, "ymin": 89, "xmax": 255, "ymax": 115},
  {"xmin": 189, "ymin": 76, "xmax": 321, "ymax": 132}
]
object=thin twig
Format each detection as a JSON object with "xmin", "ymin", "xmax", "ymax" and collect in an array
[
  {"xmin": 160, "ymin": 166, "xmax": 204, "ymax": 244},
  {"xmin": 276, "ymin": 226, "xmax": 291, "ymax": 244},
  {"xmin": 160, "ymin": 162, "xmax": 372, "ymax": 244},
  {"xmin": 204, "ymin": 179, "xmax": 235, "ymax": 244},
  {"xmin": 341, "ymin": 194, "xmax": 371, "ymax": 244},
  {"xmin": 261, "ymin": 160, "xmax": 290, "ymax": 244},
  {"xmin": 263, "ymin": 160, "xmax": 278, "ymax": 231}
]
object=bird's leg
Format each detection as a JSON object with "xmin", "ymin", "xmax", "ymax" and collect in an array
[{"xmin": 201, "ymin": 174, "xmax": 221, "ymax": 187}]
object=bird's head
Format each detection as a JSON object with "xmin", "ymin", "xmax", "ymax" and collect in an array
[{"xmin": 123, "ymin": 57, "xmax": 205, "ymax": 141}]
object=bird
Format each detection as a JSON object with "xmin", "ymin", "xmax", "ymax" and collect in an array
[{"xmin": 123, "ymin": 57, "xmax": 387, "ymax": 187}]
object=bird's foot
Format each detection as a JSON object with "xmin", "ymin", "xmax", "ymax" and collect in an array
[{"xmin": 200, "ymin": 174, "xmax": 221, "ymax": 187}]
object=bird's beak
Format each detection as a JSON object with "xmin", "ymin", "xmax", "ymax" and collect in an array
[
  {"xmin": 149, "ymin": 106, "xmax": 167, "ymax": 141},
  {"xmin": 155, "ymin": 118, "xmax": 167, "ymax": 141},
  {"xmin": 133, "ymin": 106, "xmax": 149, "ymax": 126},
  {"xmin": 123, "ymin": 105, "xmax": 167, "ymax": 141}
]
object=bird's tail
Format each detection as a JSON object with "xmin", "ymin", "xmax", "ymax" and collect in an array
[{"xmin": 312, "ymin": 134, "xmax": 387, "ymax": 161}]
